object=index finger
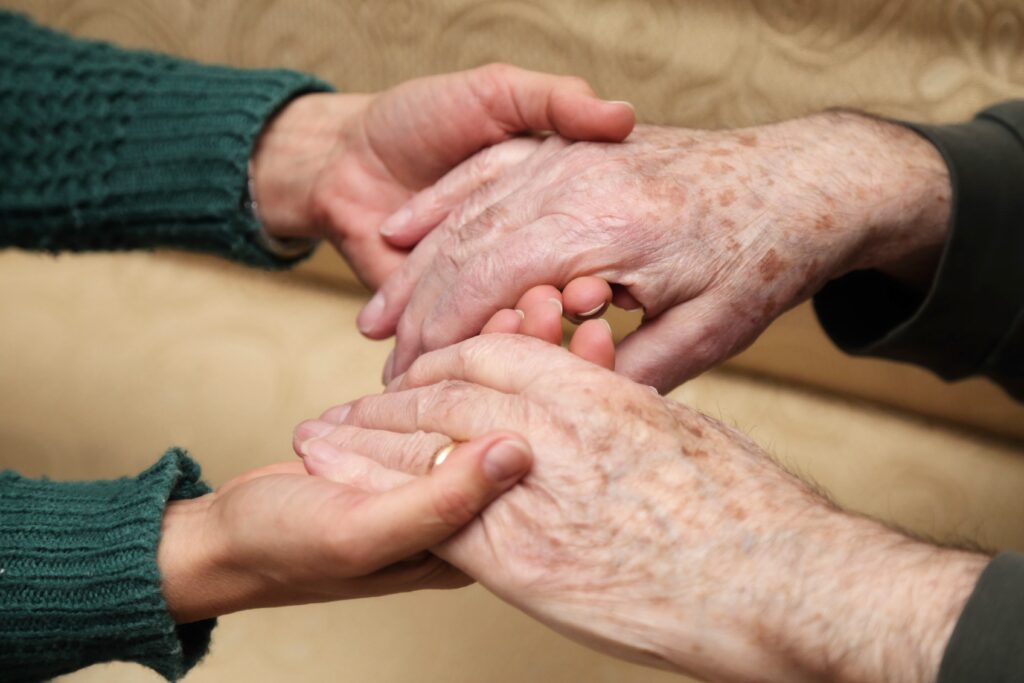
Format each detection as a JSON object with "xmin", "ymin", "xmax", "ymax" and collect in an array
[
  {"xmin": 388, "ymin": 334, "xmax": 587, "ymax": 396},
  {"xmin": 389, "ymin": 215, "xmax": 576, "ymax": 380}
]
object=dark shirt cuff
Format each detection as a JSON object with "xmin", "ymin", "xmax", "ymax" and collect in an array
[
  {"xmin": 813, "ymin": 103, "xmax": 1024, "ymax": 400},
  {"xmin": 938, "ymin": 553, "xmax": 1024, "ymax": 683}
]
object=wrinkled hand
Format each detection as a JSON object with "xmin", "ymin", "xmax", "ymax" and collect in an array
[
  {"xmin": 362, "ymin": 113, "xmax": 951, "ymax": 390},
  {"xmin": 300, "ymin": 335, "xmax": 985, "ymax": 683},
  {"xmin": 156, "ymin": 434, "xmax": 531, "ymax": 623},
  {"xmin": 250, "ymin": 64, "xmax": 635, "ymax": 287}
]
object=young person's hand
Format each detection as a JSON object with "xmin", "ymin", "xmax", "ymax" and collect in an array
[
  {"xmin": 157, "ymin": 433, "xmax": 532, "ymax": 623},
  {"xmin": 249, "ymin": 64, "xmax": 635, "ymax": 287}
]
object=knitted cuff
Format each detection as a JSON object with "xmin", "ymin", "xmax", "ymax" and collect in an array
[
  {"xmin": 0, "ymin": 448, "xmax": 215, "ymax": 682},
  {"xmin": 0, "ymin": 11, "xmax": 333, "ymax": 268}
]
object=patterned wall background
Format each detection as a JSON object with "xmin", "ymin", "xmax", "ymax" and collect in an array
[{"xmin": 8, "ymin": 0, "xmax": 1024, "ymax": 128}]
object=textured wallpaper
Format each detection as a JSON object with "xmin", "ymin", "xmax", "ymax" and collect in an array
[
  {"xmin": 4, "ymin": 0, "xmax": 1024, "ymax": 438},
  {"xmin": 7, "ymin": 0, "xmax": 1024, "ymax": 128}
]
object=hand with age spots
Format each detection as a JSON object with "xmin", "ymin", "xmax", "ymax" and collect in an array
[
  {"xmin": 296, "ymin": 334, "xmax": 986, "ymax": 683},
  {"xmin": 358, "ymin": 113, "xmax": 952, "ymax": 391},
  {"xmin": 158, "ymin": 284, "xmax": 614, "ymax": 625}
]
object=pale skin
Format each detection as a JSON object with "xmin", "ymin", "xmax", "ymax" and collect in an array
[
  {"xmin": 159, "ymin": 283, "xmax": 614, "ymax": 623},
  {"xmin": 297, "ymin": 335, "xmax": 988, "ymax": 683},
  {"xmin": 157, "ymin": 64, "xmax": 634, "ymax": 620},
  {"xmin": 358, "ymin": 112, "xmax": 952, "ymax": 390},
  {"xmin": 289, "ymin": 110, "xmax": 986, "ymax": 681}
]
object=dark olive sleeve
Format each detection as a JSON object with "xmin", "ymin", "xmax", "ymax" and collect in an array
[
  {"xmin": 937, "ymin": 554, "xmax": 1024, "ymax": 683},
  {"xmin": 813, "ymin": 101, "xmax": 1024, "ymax": 401}
]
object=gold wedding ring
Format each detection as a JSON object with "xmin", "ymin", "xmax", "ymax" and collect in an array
[{"xmin": 430, "ymin": 442, "xmax": 458, "ymax": 470}]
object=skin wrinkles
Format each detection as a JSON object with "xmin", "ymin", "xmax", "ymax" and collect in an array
[{"xmin": 307, "ymin": 333, "xmax": 987, "ymax": 683}]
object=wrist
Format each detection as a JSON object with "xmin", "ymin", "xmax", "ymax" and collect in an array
[
  {"xmin": 799, "ymin": 111, "xmax": 952, "ymax": 290},
  {"xmin": 157, "ymin": 494, "xmax": 237, "ymax": 624},
  {"xmin": 765, "ymin": 510, "xmax": 987, "ymax": 683},
  {"xmin": 250, "ymin": 92, "xmax": 372, "ymax": 240}
]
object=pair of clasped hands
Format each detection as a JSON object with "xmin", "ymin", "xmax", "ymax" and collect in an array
[{"xmin": 160, "ymin": 65, "xmax": 974, "ymax": 682}]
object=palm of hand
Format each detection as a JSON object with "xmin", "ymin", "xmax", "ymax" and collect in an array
[{"xmin": 202, "ymin": 464, "xmax": 465, "ymax": 612}]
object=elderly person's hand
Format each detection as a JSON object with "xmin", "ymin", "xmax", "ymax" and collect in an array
[
  {"xmin": 298, "ymin": 335, "xmax": 986, "ymax": 683},
  {"xmin": 249, "ymin": 64, "xmax": 634, "ymax": 287},
  {"xmin": 360, "ymin": 114, "xmax": 951, "ymax": 390},
  {"xmin": 156, "ymin": 433, "xmax": 530, "ymax": 623}
]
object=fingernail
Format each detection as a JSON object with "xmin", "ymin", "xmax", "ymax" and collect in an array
[
  {"xmin": 299, "ymin": 438, "xmax": 336, "ymax": 460},
  {"xmin": 514, "ymin": 309, "xmax": 525, "ymax": 319},
  {"xmin": 294, "ymin": 419, "xmax": 334, "ymax": 443},
  {"xmin": 599, "ymin": 318, "xmax": 612, "ymax": 333},
  {"xmin": 382, "ymin": 350, "xmax": 396, "ymax": 384},
  {"xmin": 547, "ymin": 298, "xmax": 563, "ymax": 314},
  {"xmin": 608, "ymin": 100, "xmax": 635, "ymax": 111},
  {"xmin": 482, "ymin": 440, "xmax": 531, "ymax": 483},
  {"xmin": 357, "ymin": 291, "xmax": 386, "ymax": 335},
  {"xmin": 380, "ymin": 207, "xmax": 412, "ymax": 237},
  {"xmin": 322, "ymin": 403, "xmax": 352, "ymax": 423},
  {"xmin": 579, "ymin": 303, "xmax": 607, "ymax": 318}
]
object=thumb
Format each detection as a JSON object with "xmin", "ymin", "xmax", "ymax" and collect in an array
[
  {"xmin": 462, "ymin": 63, "xmax": 635, "ymax": 144},
  {"xmin": 347, "ymin": 433, "xmax": 532, "ymax": 569},
  {"xmin": 615, "ymin": 296, "xmax": 752, "ymax": 393}
]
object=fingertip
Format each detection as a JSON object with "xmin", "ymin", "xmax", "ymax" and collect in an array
[
  {"xmin": 568, "ymin": 318, "xmax": 616, "ymax": 370},
  {"xmin": 519, "ymin": 296, "xmax": 564, "ymax": 345},
  {"xmin": 293, "ymin": 419, "xmax": 335, "ymax": 454},
  {"xmin": 320, "ymin": 403, "xmax": 353, "ymax": 424},
  {"xmin": 435, "ymin": 433, "xmax": 532, "ymax": 488},
  {"xmin": 602, "ymin": 100, "xmax": 637, "ymax": 141},
  {"xmin": 515, "ymin": 284, "xmax": 562, "ymax": 311},
  {"xmin": 482, "ymin": 308, "xmax": 524, "ymax": 335},
  {"xmin": 357, "ymin": 290, "xmax": 393, "ymax": 339},
  {"xmin": 563, "ymin": 276, "xmax": 612, "ymax": 323},
  {"xmin": 551, "ymin": 90, "xmax": 636, "ymax": 142},
  {"xmin": 479, "ymin": 438, "xmax": 533, "ymax": 486},
  {"xmin": 379, "ymin": 206, "xmax": 413, "ymax": 240}
]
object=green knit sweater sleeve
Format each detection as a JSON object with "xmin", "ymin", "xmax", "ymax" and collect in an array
[
  {"xmin": 0, "ymin": 448, "xmax": 214, "ymax": 682},
  {"xmin": 0, "ymin": 10, "xmax": 333, "ymax": 268}
]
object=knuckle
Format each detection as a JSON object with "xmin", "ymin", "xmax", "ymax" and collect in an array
[
  {"xmin": 469, "ymin": 148, "xmax": 496, "ymax": 177},
  {"xmin": 405, "ymin": 430, "xmax": 447, "ymax": 473},
  {"xmin": 417, "ymin": 379, "xmax": 471, "ymax": 421},
  {"xmin": 478, "ymin": 62, "xmax": 516, "ymax": 83},
  {"xmin": 345, "ymin": 397, "xmax": 369, "ymax": 424},
  {"xmin": 419, "ymin": 320, "xmax": 449, "ymax": 353}
]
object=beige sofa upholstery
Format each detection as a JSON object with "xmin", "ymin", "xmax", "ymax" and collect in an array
[{"xmin": 2, "ymin": 1, "xmax": 1023, "ymax": 681}]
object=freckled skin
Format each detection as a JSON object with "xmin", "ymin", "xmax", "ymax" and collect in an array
[
  {"xmin": 344, "ymin": 335, "xmax": 987, "ymax": 683},
  {"xmin": 385, "ymin": 113, "xmax": 953, "ymax": 393},
  {"xmin": 757, "ymin": 248, "xmax": 785, "ymax": 282}
]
